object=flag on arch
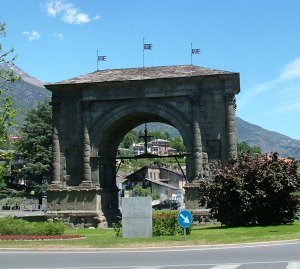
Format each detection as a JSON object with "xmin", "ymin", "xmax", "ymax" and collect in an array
[
  {"xmin": 192, "ymin": 48, "xmax": 200, "ymax": 54},
  {"xmin": 144, "ymin": 44, "xmax": 153, "ymax": 50},
  {"xmin": 98, "ymin": 56, "xmax": 107, "ymax": 61}
]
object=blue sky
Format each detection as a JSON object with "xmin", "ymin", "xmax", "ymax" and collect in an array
[{"xmin": 1, "ymin": 0, "xmax": 300, "ymax": 140}]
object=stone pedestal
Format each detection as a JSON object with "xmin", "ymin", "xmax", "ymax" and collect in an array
[
  {"xmin": 184, "ymin": 181, "xmax": 202, "ymax": 210},
  {"xmin": 46, "ymin": 187, "xmax": 118, "ymax": 228}
]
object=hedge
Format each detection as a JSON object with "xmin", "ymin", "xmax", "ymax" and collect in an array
[
  {"xmin": 0, "ymin": 216, "xmax": 65, "ymax": 235},
  {"xmin": 152, "ymin": 211, "xmax": 191, "ymax": 236}
]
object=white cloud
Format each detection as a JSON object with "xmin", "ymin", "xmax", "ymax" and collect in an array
[
  {"xmin": 45, "ymin": 0, "xmax": 71, "ymax": 16},
  {"xmin": 22, "ymin": 30, "xmax": 41, "ymax": 41},
  {"xmin": 267, "ymin": 82, "xmax": 300, "ymax": 113},
  {"xmin": 44, "ymin": 0, "xmax": 99, "ymax": 24},
  {"xmin": 54, "ymin": 32, "xmax": 64, "ymax": 40},
  {"xmin": 279, "ymin": 57, "xmax": 300, "ymax": 80},
  {"xmin": 238, "ymin": 57, "xmax": 300, "ymax": 108},
  {"xmin": 237, "ymin": 57, "xmax": 300, "ymax": 140},
  {"xmin": 62, "ymin": 9, "xmax": 89, "ymax": 24},
  {"xmin": 238, "ymin": 78, "xmax": 279, "ymax": 108}
]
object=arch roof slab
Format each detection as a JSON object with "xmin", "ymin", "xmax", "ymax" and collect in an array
[{"xmin": 45, "ymin": 65, "xmax": 239, "ymax": 91}]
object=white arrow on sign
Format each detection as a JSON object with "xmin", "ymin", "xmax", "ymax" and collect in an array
[{"xmin": 180, "ymin": 213, "xmax": 190, "ymax": 224}]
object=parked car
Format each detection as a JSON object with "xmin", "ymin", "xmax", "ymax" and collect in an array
[{"xmin": 152, "ymin": 199, "xmax": 181, "ymax": 210}]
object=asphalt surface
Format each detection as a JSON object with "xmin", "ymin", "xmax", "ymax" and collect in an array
[
  {"xmin": 1, "ymin": 210, "xmax": 300, "ymax": 268},
  {"xmin": 0, "ymin": 240, "xmax": 300, "ymax": 269}
]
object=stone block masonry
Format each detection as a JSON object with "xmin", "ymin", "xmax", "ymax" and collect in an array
[{"xmin": 45, "ymin": 65, "xmax": 240, "ymax": 227}]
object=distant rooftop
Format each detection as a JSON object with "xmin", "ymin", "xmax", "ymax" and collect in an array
[{"xmin": 46, "ymin": 65, "xmax": 238, "ymax": 86}]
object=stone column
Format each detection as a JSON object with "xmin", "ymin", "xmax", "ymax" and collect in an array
[
  {"xmin": 225, "ymin": 93, "xmax": 237, "ymax": 160},
  {"xmin": 81, "ymin": 101, "xmax": 93, "ymax": 187},
  {"xmin": 50, "ymin": 102, "xmax": 61, "ymax": 187},
  {"xmin": 184, "ymin": 96, "xmax": 204, "ymax": 210},
  {"xmin": 191, "ymin": 97, "xmax": 203, "ymax": 180},
  {"xmin": 83, "ymin": 125, "xmax": 92, "ymax": 181}
]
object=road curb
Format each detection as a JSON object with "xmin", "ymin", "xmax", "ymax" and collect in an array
[{"xmin": 1, "ymin": 239, "xmax": 300, "ymax": 252}]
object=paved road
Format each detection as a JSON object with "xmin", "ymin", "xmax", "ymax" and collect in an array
[
  {"xmin": 1, "ymin": 241, "xmax": 300, "ymax": 269},
  {"xmin": 0, "ymin": 210, "xmax": 45, "ymax": 218}
]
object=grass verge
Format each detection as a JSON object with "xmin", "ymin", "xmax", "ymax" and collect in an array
[{"xmin": 1, "ymin": 220, "xmax": 300, "ymax": 249}]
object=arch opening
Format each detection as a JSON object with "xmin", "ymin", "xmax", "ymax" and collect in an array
[
  {"xmin": 117, "ymin": 122, "xmax": 187, "ymax": 203},
  {"xmin": 91, "ymin": 108, "xmax": 192, "ymax": 225}
]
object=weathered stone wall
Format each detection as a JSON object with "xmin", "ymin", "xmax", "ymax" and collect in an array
[
  {"xmin": 46, "ymin": 67, "xmax": 239, "ymax": 227},
  {"xmin": 52, "ymin": 88, "xmax": 84, "ymax": 187},
  {"xmin": 47, "ymin": 188, "xmax": 99, "ymax": 211}
]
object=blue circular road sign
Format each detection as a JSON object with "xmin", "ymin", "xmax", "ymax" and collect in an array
[{"xmin": 177, "ymin": 209, "xmax": 193, "ymax": 228}]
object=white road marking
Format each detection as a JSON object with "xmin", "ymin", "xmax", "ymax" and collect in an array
[
  {"xmin": 209, "ymin": 264, "xmax": 241, "ymax": 269},
  {"xmin": 286, "ymin": 262, "xmax": 300, "ymax": 269},
  {"xmin": 133, "ymin": 267, "xmax": 163, "ymax": 269}
]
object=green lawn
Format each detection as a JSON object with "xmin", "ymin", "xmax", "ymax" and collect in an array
[{"xmin": 1, "ymin": 220, "xmax": 300, "ymax": 249}]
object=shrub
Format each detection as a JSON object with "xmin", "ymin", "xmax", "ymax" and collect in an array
[
  {"xmin": 133, "ymin": 185, "xmax": 151, "ymax": 197},
  {"xmin": 36, "ymin": 221, "xmax": 65, "ymax": 235},
  {"xmin": 199, "ymin": 153, "xmax": 300, "ymax": 226},
  {"xmin": 112, "ymin": 216, "xmax": 122, "ymax": 238},
  {"xmin": 152, "ymin": 211, "xmax": 191, "ymax": 236},
  {"xmin": 114, "ymin": 211, "xmax": 191, "ymax": 237},
  {"xmin": 0, "ymin": 216, "xmax": 65, "ymax": 235}
]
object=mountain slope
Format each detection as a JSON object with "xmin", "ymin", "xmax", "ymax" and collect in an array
[
  {"xmin": 236, "ymin": 117, "xmax": 300, "ymax": 159},
  {"xmin": 1, "ymin": 64, "xmax": 51, "ymax": 126},
  {"xmin": 136, "ymin": 118, "xmax": 300, "ymax": 160}
]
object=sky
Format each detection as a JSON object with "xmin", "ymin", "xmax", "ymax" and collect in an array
[{"xmin": 1, "ymin": 0, "xmax": 300, "ymax": 140}]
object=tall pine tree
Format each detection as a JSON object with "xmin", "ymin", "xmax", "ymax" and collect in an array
[{"xmin": 17, "ymin": 101, "xmax": 52, "ymax": 196}]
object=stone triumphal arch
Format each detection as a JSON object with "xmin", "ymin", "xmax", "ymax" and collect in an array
[{"xmin": 45, "ymin": 65, "xmax": 240, "ymax": 227}]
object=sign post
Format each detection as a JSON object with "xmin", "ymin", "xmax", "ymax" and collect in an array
[{"xmin": 177, "ymin": 209, "xmax": 193, "ymax": 240}]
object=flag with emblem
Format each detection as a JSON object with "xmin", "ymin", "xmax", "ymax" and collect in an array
[
  {"xmin": 143, "ymin": 38, "xmax": 153, "ymax": 67},
  {"xmin": 98, "ymin": 56, "xmax": 106, "ymax": 61},
  {"xmin": 144, "ymin": 43, "xmax": 153, "ymax": 50},
  {"xmin": 192, "ymin": 48, "xmax": 200, "ymax": 54},
  {"xmin": 190, "ymin": 43, "xmax": 200, "ymax": 65}
]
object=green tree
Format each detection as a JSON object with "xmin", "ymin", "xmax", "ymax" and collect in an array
[
  {"xmin": 132, "ymin": 184, "xmax": 159, "ymax": 200},
  {"xmin": 119, "ymin": 131, "xmax": 138, "ymax": 149},
  {"xmin": 148, "ymin": 130, "xmax": 170, "ymax": 140},
  {"xmin": 137, "ymin": 129, "xmax": 170, "ymax": 143},
  {"xmin": 0, "ymin": 23, "xmax": 19, "ymax": 147},
  {"xmin": 0, "ymin": 23, "xmax": 19, "ymax": 194},
  {"xmin": 16, "ymin": 101, "xmax": 52, "ymax": 196},
  {"xmin": 169, "ymin": 136, "xmax": 185, "ymax": 153},
  {"xmin": 199, "ymin": 153, "xmax": 300, "ymax": 226},
  {"xmin": 237, "ymin": 141, "xmax": 261, "ymax": 157},
  {"xmin": 133, "ymin": 184, "xmax": 152, "ymax": 197}
]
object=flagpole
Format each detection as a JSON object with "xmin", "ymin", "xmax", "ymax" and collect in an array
[
  {"xmin": 190, "ymin": 42, "xmax": 193, "ymax": 65},
  {"xmin": 143, "ymin": 37, "xmax": 145, "ymax": 68},
  {"xmin": 143, "ymin": 39, "xmax": 153, "ymax": 70},
  {"xmin": 97, "ymin": 49, "xmax": 99, "ymax": 71}
]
